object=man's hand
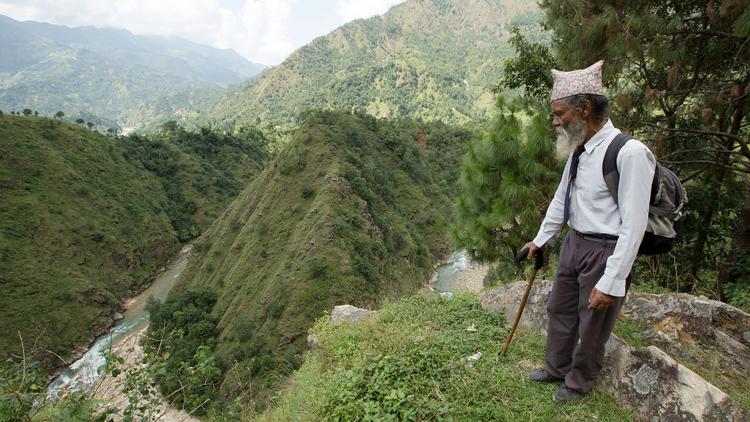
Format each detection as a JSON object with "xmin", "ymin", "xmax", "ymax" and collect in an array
[
  {"xmin": 521, "ymin": 241, "xmax": 540, "ymax": 260},
  {"xmin": 587, "ymin": 288, "xmax": 615, "ymax": 311}
]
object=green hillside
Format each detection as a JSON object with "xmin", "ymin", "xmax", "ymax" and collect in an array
[
  {"xmin": 119, "ymin": 123, "xmax": 270, "ymax": 241},
  {"xmin": 0, "ymin": 115, "xmax": 269, "ymax": 371},
  {"xmin": 146, "ymin": 111, "xmax": 472, "ymax": 413},
  {"xmin": 203, "ymin": 0, "xmax": 543, "ymax": 129},
  {"xmin": 0, "ymin": 14, "xmax": 265, "ymax": 129}
]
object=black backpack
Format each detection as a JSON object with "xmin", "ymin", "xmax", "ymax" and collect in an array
[{"xmin": 603, "ymin": 133, "xmax": 687, "ymax": 255}]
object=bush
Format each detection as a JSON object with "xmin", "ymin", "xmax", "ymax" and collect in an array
[
  {"xmin": 301, "ymin": 186, "xmax": 315, "ymax": 198},
  {"xmin": 143, "ymin": 290, "xmax": 221, "ymax": 414}
]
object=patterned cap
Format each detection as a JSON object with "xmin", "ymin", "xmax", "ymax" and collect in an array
[{"xmin": 550, "ymin": 60, "xmax": 605, "ymax": 102}]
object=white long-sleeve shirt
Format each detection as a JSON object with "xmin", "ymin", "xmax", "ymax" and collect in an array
[{"xmin": 532, "ymin": 119, "xmax": 656, "ymax": 297}]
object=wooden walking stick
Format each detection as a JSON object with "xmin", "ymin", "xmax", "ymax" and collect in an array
[{"xmin": 501, "ymin": 247, "xmax": 544, "ymax": 357}]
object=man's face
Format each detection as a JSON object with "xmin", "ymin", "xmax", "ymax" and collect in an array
[{"xmin": 551, "ymin": 99, "xmax": 588, "ymax": 161}]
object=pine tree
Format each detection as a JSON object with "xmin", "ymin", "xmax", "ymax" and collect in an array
[
  {"xmin": 452, "ymin": 96, "xmax": 559, "ymax": 269},
  {"xmin": 452, "ymin": 29, "xmax": 561, "ymax": 282}
]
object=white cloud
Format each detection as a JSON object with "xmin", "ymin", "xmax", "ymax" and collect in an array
[
  {"xmin": 0, "ymin": 0, "xmax": 297, "ymax": 64},
  {"xmin": 335, "ymin": 0, "xmax": 404, "ymax": 22}
]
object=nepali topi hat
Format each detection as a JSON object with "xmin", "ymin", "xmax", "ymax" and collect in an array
[{"xmin": 550, "ymin": 60, "xmax": 605, "ymax": 102}]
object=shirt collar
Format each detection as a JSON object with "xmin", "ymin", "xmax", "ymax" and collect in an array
[{"xmin": 583, "ymin": 119, "xmax": 615, "ymax": 154}]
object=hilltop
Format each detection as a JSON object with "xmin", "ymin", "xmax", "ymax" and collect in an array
[
  {"xmin": 147, "ymin": 110, "xmax": 473, "ymax": 413},
  {"xmin": 257, "ymin": 293, "xmax": 632, "ymax": 421},
  {"xmin": 202, "ymin": 0, "xmax": 543, "ymax": 129}
]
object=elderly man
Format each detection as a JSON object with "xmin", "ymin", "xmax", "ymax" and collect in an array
[{"xmin": 522, "ymin": 61, "xmax": 656, "ymax": 402}]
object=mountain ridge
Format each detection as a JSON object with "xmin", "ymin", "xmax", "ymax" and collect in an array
[
  {"xmin": 201, "ymin": 0, "xmax": 542, "ymax": 129},
  {"xmin": 0, "ymin": 115, "xmax": 269, "ymax": 372},
  {"xmin": 0, "ymin": 14, "xmax": 266, "ymax": 128},
  {"xmin": 147, "ymin": 110, "xmax": 472, "ymax": 411}
]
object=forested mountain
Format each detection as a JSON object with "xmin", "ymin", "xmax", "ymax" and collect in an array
[
  {"xmin": 146, "ymin": 111, "xmax": 472, "ymax": 413},
  {"xmin": 0, "ymin": 15, "xmax": 265, "ymax": 128},
  {"xmin": 202, "ymin": 0, "xmax": 543, "ymax": 129},
  {"xmin": 0, "ymin": 115, "xmax": 269, "ymax": 372}
]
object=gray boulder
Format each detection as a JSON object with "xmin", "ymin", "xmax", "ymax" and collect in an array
[
  {"xmin": 620, "ymin": 292, "xmax": 750, "ymax": 377},
  {"xmin": 331, "ymin": 304, "xmax": 376, "ymax": 324}
]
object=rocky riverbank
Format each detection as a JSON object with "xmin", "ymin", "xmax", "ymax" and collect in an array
[
  {"xmin": 89, "ymin": 327, "xmax": 199, "ymax": 422},
  {"xmin": 429, "ymin": 250, "xmax": 489, "ymax": 293}
]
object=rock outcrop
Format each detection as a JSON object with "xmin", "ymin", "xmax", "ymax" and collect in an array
[
  {"xmin": 480, "ymin": 280, "xmax": 750, "ymax": 421},
  {"xmin": 308, "ymin": 305, "xmax": 377, "ymax": 348},
  {"xmin": 331, "ymin": 304, "xmax": 376, "ymax": 324},
  {"xmin": 621, "ymin": 293, "xmax": 750, "ymax": 378}
]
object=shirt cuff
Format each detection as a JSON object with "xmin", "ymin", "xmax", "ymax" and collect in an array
[
  {"xmin": 532, "ymin": 232, "xmax": 554, "ymax": 249},
  {"xmin": 594, "ymin": 272, "xmax": 627, "ymax": 297}
]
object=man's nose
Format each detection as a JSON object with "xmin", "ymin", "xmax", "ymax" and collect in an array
[{"xmin": 552, "ymin": 116, "xmax": 562, "ymax": 127}]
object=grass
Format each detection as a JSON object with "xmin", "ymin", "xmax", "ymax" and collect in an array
[
  {"xmin": 612, "ymin": 316, "xmax": 650, "ymax": 349},
  {"xmin": 256, "ymin": 292, "xmax": 632, "ymax": 421},
  {"xmin": 0, "ymin": 115, "xmax": 180, "ymax": 370},
  {"xmin": 676, "ymin": 344, "xmax": 750, "ymax": 411}
]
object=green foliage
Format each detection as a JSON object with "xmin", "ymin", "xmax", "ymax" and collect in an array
[
  {"xmin": 0, "ymin": 334, "xmax": 105, "ymax": 422},
  {"xmin": 0, "ymin": 357, "xmax": 45, "ymax": 421},
  {"xmin": 97, "ymin": 349, "xmax": 162, "ymax": 421},
  {"xmin": 0, "ymin": 114, "xmax": 178, "ymax": 372},
  {"xmin": 146, "ymin": 290, "xmax": 218, "ymax": 365},
  {"xmin": 143, "ymin": 290, "xmax": 221, "ymax": 414},
  {"xmin": 167, "ymin": 111, "xmax": 471, "ymax": 411},
  {"xmin": 495, "ymin": 27, "xmax": 558, "ymax": 100},
  {"xmin": 120, "ymin": 123, "xmax": 269, "ymax": 241},
  {"xmin": 256, "ymin": 293, "xmax": 632, "ymax": 421},
  {"xmin": 719, "ymin": 250, "xmax": 750, "ymax": 311},
  {"xmin": 2, "ymin": 341, "xmax": 174, "ymax": 421},
  {"xmin": 452, "ymin": 96, "xmax": 559, "ymax": 269}
]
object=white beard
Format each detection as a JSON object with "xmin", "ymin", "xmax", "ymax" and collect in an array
[{"xmin": 555, "ymin": 117, "xmax": 588, "ymax": 161}]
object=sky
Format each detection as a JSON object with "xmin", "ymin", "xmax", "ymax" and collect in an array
[{"xmin": 0, "ymin": 0, "xmax": 407, "ymax": 65}]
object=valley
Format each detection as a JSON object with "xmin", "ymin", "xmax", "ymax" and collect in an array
[{"xmin": 2, "ymin": 0, "xmax": 748, "ymax": 420}]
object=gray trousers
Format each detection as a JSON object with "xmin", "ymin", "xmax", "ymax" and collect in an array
[{"xmin": 544, "ymin": 231, "xmax": 630, "ymax": 393}]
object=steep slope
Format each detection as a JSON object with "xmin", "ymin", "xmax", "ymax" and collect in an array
[
  {"xmin": 0, "ymin": 115, "xmax": 179, "ymax": 369},
  {"xmin": 153, "ymin": 111, "xmax": 472, "ymax": 411},
  {"xmin": 119, "ymin": 124, "xmax": 271, "ymax": 240},
  {"xmin": 204, "ymin": 0, "xmax": 541, "ymax": 129},
  {"xmin": 0, "ymin": 14, "xmax": 265, "ymax": 127},
  {"xmin": 0, "ymin": 115, "xmax": 269, "ymax": 372}
]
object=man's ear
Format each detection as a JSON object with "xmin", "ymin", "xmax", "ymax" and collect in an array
[{"xmin": 578, "ymin": 100, "xmax": 592, "ymax": 119}]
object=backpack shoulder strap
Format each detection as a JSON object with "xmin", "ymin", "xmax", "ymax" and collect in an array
[{"xmin": 602, "ymin": 133, "xmax": 632, "ymax": 204}]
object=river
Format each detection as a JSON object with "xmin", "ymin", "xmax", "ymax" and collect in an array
[
  {"xmin": 431, "ymin": 249, "xmax": 489, "ymax": 293},
  {"xmin": 46, "ymin": 244, "xmax": 192, "ymax": 399},
  {"xmin": 44, "ymin": 246, "xmax": 484, "ymax": 416}
]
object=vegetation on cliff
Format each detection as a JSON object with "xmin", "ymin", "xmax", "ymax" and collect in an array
[{"xmin": 145, "ymin": 110, "xmax": 472, "ymax": 413}]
